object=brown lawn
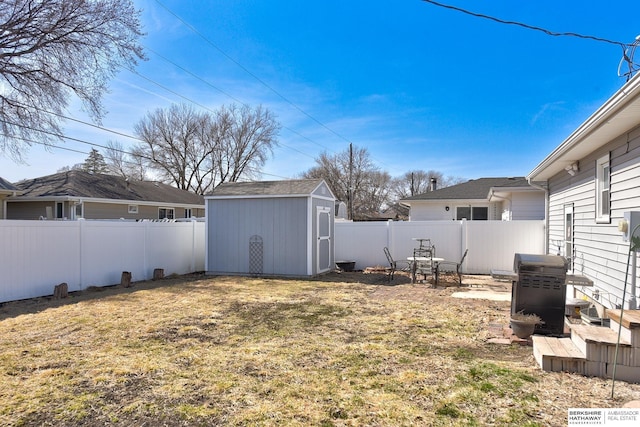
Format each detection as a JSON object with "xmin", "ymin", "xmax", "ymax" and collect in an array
[{"xmin": 1, "ymin": 271, "xmax": 639, "ymax": 426}]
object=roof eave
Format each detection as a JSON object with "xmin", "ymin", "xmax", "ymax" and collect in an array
[{"xmin": 528, "ymin": 72, "xmax": 640, "ymax": 182}]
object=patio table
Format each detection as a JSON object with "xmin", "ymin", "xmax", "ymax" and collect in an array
[{"xmin": 407, "ymin": 256, "xmax": 444, "ymax": 284}]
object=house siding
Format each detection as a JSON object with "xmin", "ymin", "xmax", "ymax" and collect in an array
[
  {"xmin": 7, "ymin": 200, "xmax": 205, "ymax": 220},
  {"xmin": 7, "ymin": 201, "xmax": 54, "ymax": 220},
  {"xmin": 409, "ymin": 201, "xmax": 501, "ymax": 221},
  {"xmin": 547, "ymin": 125, "xmax": 640, "ymax": 309},
  {"xmin": 510, "ymin": 192, "xmax": 545, "ymax": 220}
]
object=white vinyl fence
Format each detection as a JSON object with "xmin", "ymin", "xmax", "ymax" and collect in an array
[
  {"xmin": 1, "ymin": 219, "xmax": 544, "ymax": 303},
  {"xmin": 0, "ymin": 220, "xmax": 205, "ymax": 303},
  {"xmin": 334, "ymin": 220, "xmax": 546, "ymax": 274}
]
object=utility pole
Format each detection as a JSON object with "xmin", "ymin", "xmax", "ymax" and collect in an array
[{"xmin": 348, "ymin": 143, "xmax": 354, "ymax": 220}]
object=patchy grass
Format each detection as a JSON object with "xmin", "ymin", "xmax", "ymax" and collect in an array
[{"xmin": 1, "ymin": 273, "xmax": 639, "ymax": 426}]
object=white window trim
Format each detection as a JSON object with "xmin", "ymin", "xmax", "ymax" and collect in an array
[
  {"xmin": 73, "ymin": 202, "xmax": 83, "ymax": 220},
  {"xmin": 128, "ymin": 205, "xmax": 139, "ymax": 214},
  {"xmin": 595, "ymin": 154, "xmax": 610, "ymax": 224},
  {"xmin": 158, "ymin": 207, "xmax": 175, "ymax": 220},
  {"xmin": 455, "ymin": 206, "xmax": 488, "ymax": 221}
]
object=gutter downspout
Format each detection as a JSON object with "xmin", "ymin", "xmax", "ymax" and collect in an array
[{"xmin": 527, "ymin": 179, "xmax": 549, "ymax": 254}]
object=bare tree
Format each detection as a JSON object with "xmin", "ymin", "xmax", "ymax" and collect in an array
[
  {"xmin": 0, "ymin": 0, "xmax": 145, "ymax": 159},
  {"xmin": 104, "ymin": 140, "xmax": 147, "ymax": 180},
  {"xmin": 134, "ymin": 103, "xmax": 279, "ymax": 194},
  {"xmin": 302, "ymin": 145, "xmax": 389, "ymax": 220},
  {"xmin": 134, "ymin": 104, "xmax": 210, "ymax": 191},
  {"xmin": 211, "ymin": 104, "xmax": 280, "ymax": 185},
  {"xmin": 391, "ymin": 170, "xmax": 466, "ymax": 200}
]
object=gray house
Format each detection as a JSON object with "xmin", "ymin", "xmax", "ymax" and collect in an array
[
  {"xmin": 0, "ymin": 177, "xmax": 20, "ymax": 219},
  {"xmin": 6, "ymin": 170, "xmax": 205, "ymax": 220},
  {"xmin": 528, "ymin": 71, "xmax": 640, "ymax": 311},
  {"xmin": 205, "ymin": 179, "xmax": 336, "ymax": 277},
  {"xmin": 401, "ymin": 177, "xmax": 545, "ymax": 221}
]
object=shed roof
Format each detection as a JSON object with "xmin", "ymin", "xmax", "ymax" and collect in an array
[
  {"xmin": 402, "ymin": 177, "xmax": 531, "ymax": 202},
  {"xmin": 209, "ymin": 179, "xmax": 329, "ymax": 197},
  {"xmin": 13, "ymin": 170, "xmax": 204, "ymax": 205}
]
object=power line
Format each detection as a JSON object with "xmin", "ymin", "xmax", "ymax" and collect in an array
[
  {"xmin": 153, "ymin": 0, "xmax": 359, "ymax": 149},
  {"xmin": 145, "ymin": 48, "xmax": 319, "ymax": 157},
  {"xmin": 2, "ymin": 118, "xmax": 295, "ymax": 181},
  {"xmin": 420, "ymin": 0, "xmax": 627, "ymax": 48}
]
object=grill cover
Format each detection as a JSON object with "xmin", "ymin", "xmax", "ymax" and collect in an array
[
  {"xmin": 514, "ymin": 254, "xmax": 568, "ymax": 275},
  {"xmin": 511, "ymin": 253, "xmax": 568, "ymax": 336}
]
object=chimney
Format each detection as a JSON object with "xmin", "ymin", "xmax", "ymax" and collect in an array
[{"xmin": 430, "ymin": 177, "xmax": 437, "ymax": 191}]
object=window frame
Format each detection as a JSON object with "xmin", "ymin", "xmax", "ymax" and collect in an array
[
  {"xmin": 456, "ymin": 206, "xmax": 488, "ymax": 221},
  {"xmin": 158, "ymin": 207, "xmax": 175, "ymax": 220},
  {"xmin": 595, "ymin": 154, "xmax": 610, "ymax": 224},
  {"xmin": 128, "ymin": 205, "xmax": 139, "ymax": 214}
]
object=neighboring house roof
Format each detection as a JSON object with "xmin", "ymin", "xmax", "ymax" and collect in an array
[
  {"xmin": 529, "ymin": 72, "xmax": 640, "ymax": 182},
  {"xmin": 208, "ymin": 179, "xmax": 333, "ymax": 198},
  {"xmin": 401, "ymin": 177, "xmax": 533, "ymax": 202},
  {"xmin": 0, "ymin": 176, "xmax": 19, "ymax": 194},
  {"xmin": 13, "ymin": 170, "xmax": 204, "ymax": 206}
]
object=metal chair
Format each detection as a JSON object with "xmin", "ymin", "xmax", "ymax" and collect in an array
[
  {"xmin": 383, "ymin": 247, "xmax": 411, "ymax": 282},
  {"xmin": 435, "ymin": 249, "xmax": 468, "ymax": 286}
]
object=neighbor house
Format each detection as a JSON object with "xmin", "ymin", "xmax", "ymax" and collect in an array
[
  {"xmin": 528, "ymin": 72, "xmax": 640, "ymax": 310},
  {"xmin": 0, "ymin": 177, "xmax": 20, "ymax": 219},
  {"xmin": 6, "ymin": 170, "xmax": 205, "ymax": 220},
  {"xmin": 400, "ymin": 177, "xmax": 545, "ymax": 221}
]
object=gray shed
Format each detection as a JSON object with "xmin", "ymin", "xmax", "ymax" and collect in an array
[{"xmin": 205, "ymin": 179, "xmax": 336, "ymax": 277}]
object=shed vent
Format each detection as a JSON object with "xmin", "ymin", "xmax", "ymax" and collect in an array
[{"xmin": 249, "ymin": 235, "xmax": 263, "ymax": 275}]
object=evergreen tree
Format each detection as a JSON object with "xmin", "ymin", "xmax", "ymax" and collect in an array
[{"xmin": 82, "ymin": 148, "xmax": 109, "ymax": 174}]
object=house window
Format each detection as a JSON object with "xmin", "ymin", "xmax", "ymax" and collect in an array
[
  {"xmin": 456, "ymin": 207, "xmax": 470, "ymax": 220},
  {"xmin": 595, "ymin": 154, "xmax": 610, "ymax": 223},
  {"xmin": 456, "ymin": 206, "xmax": 488, "ymax": 220},
  {"xmin": 159, "ymin": 207, "xmax": 175, "ymax": 220},
  {"xmin": 74, "ymin": 203, "xmax": 83, "ymax": 219},
  {"xmin": 184, "ymin": 208, "xmax": 192, "ymax": 218},
  {"xmin": 472, "ymin": 207, "xmax": 488, "ymax": 220},
  {"xmin": 564, "ymin": 204, "xmax": 574, "ymax": 272},
  {"xmin": 128, "ymin": 205, "xmax": 139, "ymax": 214}
]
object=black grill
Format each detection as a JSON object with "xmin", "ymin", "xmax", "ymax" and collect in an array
[{"xmin": 511, "ymin": 254, "xmax": 568, "ymax": 336}]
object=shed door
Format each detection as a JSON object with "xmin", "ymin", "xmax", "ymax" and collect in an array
[{"xmin": 317, "ymin": 206, "xmax": 332, "ymax": 273}]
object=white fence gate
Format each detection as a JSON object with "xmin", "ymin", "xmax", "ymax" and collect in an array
[
  {"xmin": 0, "ymin": 220, "xmax": 205, "ymax": 303},
  {"xmin": 334, "ymin": 220, "xmax": 545, "ymax": 274}
]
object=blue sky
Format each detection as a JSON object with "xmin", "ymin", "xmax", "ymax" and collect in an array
[{"xmin": 2, "ymin": 0, "xmax": 639, "ymax": 183}]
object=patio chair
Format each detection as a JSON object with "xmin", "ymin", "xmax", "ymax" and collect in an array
[
  {"xmin": 434, "ymin": 249, "xmax": 468, "ymax": 286},
  {"xmin": 383, "ymin": 247, "xmax": 411, "ymax": 282}
]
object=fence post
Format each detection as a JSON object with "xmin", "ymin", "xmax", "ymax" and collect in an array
[
  {"xmin": 78, "ymin": 219, "xmax": 84, "ymax": 290},
  {"xmin": 190, "ymin": 219, "xmax": 196, "ymax": 273}
]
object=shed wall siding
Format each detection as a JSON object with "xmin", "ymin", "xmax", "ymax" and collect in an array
[
  {"xmin": 207, "ymin": 197, "xmax": 308, "ymax": 276},
  {"xmin": 547, "ymin": 126, "xmax": 640, "ymax": 308}
]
